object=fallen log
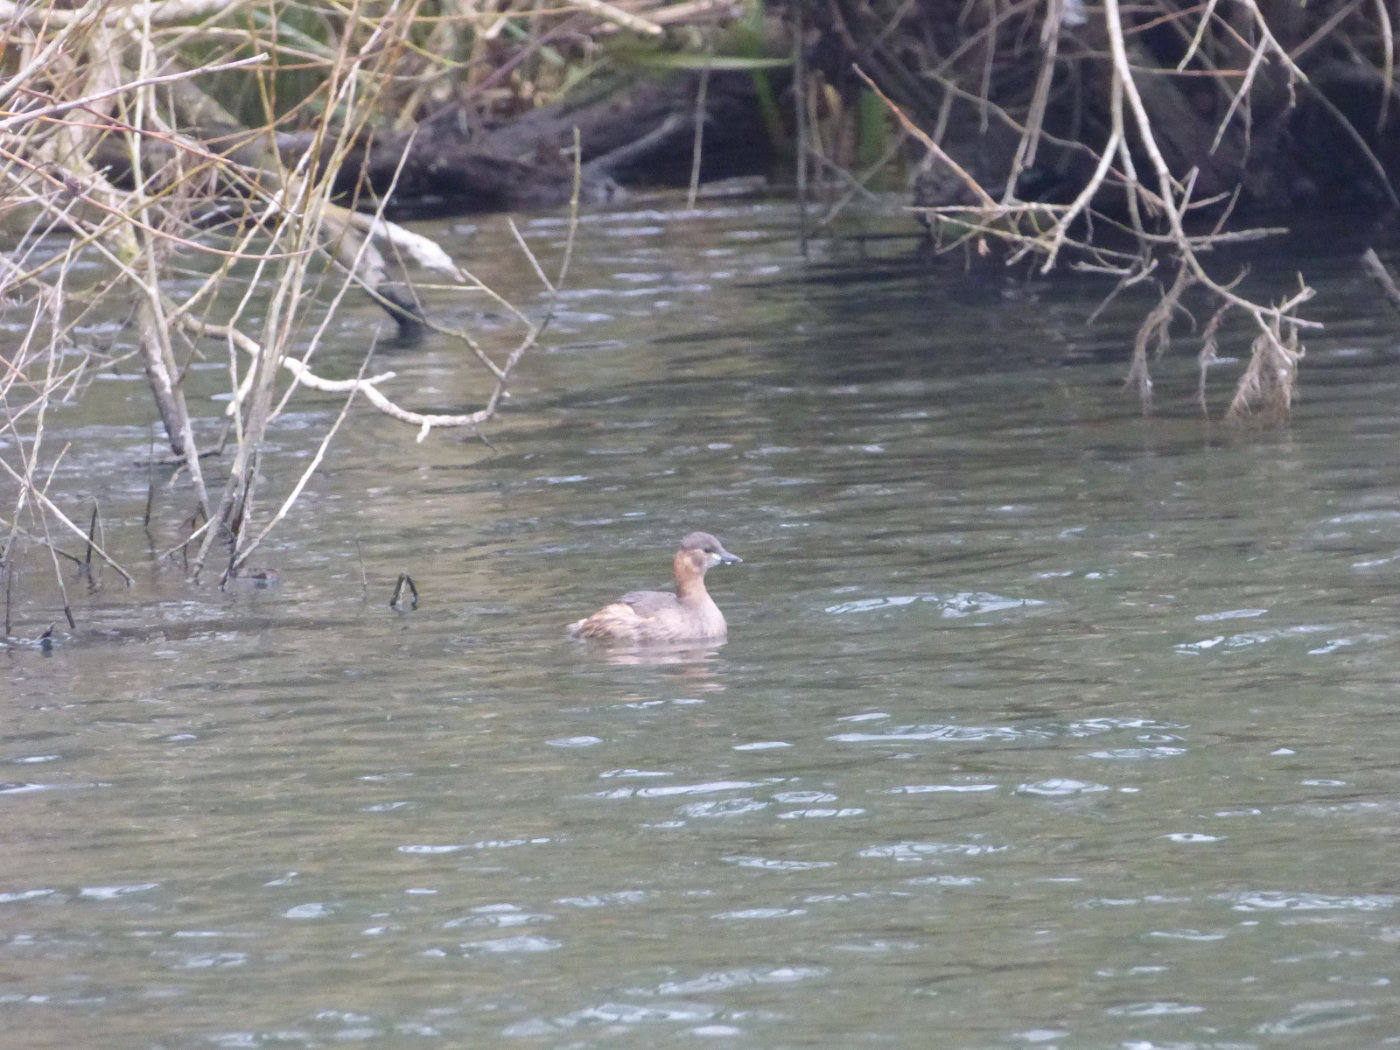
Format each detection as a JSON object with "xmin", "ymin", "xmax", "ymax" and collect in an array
[{"xmin": 325, "ymin": 69, "xmax": 775, "ymax": 216}]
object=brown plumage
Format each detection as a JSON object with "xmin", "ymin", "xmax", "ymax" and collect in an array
[{"xmin": 568, "ymin": 531, "xmax": 742, "ymax": 643}]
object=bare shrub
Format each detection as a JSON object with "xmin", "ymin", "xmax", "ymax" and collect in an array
[{"xmin": 0, "ymin": 0, "xmax": 575, "ymax": 633}]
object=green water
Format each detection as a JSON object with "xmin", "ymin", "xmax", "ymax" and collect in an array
[{"xmin": 3, "ymin": 201, "xmax": 1399, "ymax": 1048}]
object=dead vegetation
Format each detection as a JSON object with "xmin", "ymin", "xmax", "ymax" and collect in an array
[
  {"xmin": 793, "ymin": 0, "xmax": 1400, "ymax": 419},
  {"xmin": 0, "ymin": 0, "xmax": 585, "ymax": 638}
]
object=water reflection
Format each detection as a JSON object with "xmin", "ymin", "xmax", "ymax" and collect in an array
[{"xmin": 572, "ymin": 639, "xmax": 728, "ymax": 669}]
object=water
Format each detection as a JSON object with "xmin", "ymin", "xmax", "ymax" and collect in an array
[{"xmin": 4, "ymin": 199, "xmax": 1400, "ymax": 1048}]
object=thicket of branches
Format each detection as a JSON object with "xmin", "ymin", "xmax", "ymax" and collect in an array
[
  {"xmin": 0, "ymin": 0, "xmax": 599, "ymax": 634},
  {"xmin": 796, "ymin": 0, "xmax": 1400, "ymax": 418}
]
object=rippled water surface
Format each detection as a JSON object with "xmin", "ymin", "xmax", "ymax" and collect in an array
[{"xmin": 5, "ymin": 200, "xmax": 1400, "ymax": 1048}]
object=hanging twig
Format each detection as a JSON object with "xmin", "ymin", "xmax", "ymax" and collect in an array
[
  {"xmin": 687, "ymin": 57, "xmax": 712, "ymax": 209},
  {"xmin": 1360, "ymin": 248, "xmax": 1400, "ymax": 315}
]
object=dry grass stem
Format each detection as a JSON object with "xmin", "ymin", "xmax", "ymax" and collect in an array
[{"xmin": 1, "ymin": 0, "xmax": 586, "ymax": 632}]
